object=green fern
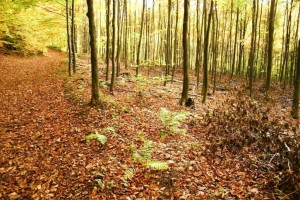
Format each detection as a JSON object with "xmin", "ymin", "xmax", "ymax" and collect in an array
[
  {"xmin": 95, "ymin": 179, "xmax": 103, "ymax": 187},
  {"xmin": 102, "ymin": 127, "xmax": 115, "ymax": 134},
  {"xmin": 86, "ymin": 131, "xmax": 107, "ymax": 145},
  {"xmin": 121, "ymin": 168, "xmax": 136, "ymax": 182},
  {"xmin": 146, "ymin": 160, "xmax": 168, "ymax": 170},
  {"xmin": 131, "ymin": 138, "xmax": 168, "ymax": 170},
  {"xmin": 159, "ymin": 108, "xmax": 188, "ymax": 134}
]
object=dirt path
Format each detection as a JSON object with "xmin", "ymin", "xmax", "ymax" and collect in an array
[
  {"xmin": 0, "ymin": 51, "xmax": 279, "ymax": 199},
  {"xmin": 0, "ymin": 51, "xmax": 100, "ymax": 199}
]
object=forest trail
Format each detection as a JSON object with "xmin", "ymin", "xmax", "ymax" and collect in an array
[
  {"xmin": 0, "ymin": 51, "xmax": 293, "ymax": 199},
  {"xmin": 0, "ymin": 51, "xmax": 99, "ymax": 199}
]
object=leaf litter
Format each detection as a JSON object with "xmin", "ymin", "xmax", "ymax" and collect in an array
[{"xmin": 0, "ymin": 51, "xmax": 299, "ymax": 199}]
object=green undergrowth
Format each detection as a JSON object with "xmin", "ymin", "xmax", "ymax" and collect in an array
[
  {"xmin": 130, "ymin": 134, "xmax": 168, "ymax": 170},
  {"xmin": 158, "ymin": 108, "xmax": 189, "ymax": 135},
  {"xmin": 86, "ymin": 127, "xmax": 115, "ymax": 145}
]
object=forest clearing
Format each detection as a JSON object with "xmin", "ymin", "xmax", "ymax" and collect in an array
[{"xmin": 1, "ymin": 0, "xmax": 300, "ymax": 199}]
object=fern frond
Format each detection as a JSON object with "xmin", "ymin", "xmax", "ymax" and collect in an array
[
  {"xmin": 86, "ymin": 131, "xmax": 107, "ymax": 145},
  {"xmin": 146, "ymin": 161, "xmax": 168, "ymax": 170},
  {"xmin": 121, "ymin": 168, "xmax": 136, "ymax": 182}
]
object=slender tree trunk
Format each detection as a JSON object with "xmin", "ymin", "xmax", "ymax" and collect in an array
[
  {"xmin": 124, "ymin": 0, "xmax": 128, "ymax": 69},
  {"xmin": 110, "ymin": 0, "xmax": 116, "ymax": 92},
  {"xmin": 236, "ymin": 5, "xmax": 247, "ymax": 76},
  {"xmin": 231, "ymin": 7, "xmax": 239, "ymax": 77},
  {"xmin": 265, "ymin": 0, "xmax": 276, "ymax": 91},
  {"xmin": 180, "ymin": 0, "xmax": 190, "ymax": 105},
  {"xmin": 292, "ymin": 39, "xmax": 300, "ymax": 119},
  {"xmin": 172, "ymin": 0, "xmax": 179, "ymax": 83},
  {"xmin": 228, "ymin": 0, "xmax": 233, "ymax": 74},
  {"xmin": 202, "ymin": 0, "xmax": 213, "ymax": 103},
  {"xmin": 213, "ymin": 3, "xmax": 219, "ymax": 93},
  {"xmin": 196, "ymin": 0, "xmax": 203, "ymax": 87},
  {"xmin": 105, "ymin": 0, "xmax": 110, "ymax": 81},
  {"xmin": 116, "ymin": 0, "xmax": 121, "ymax": 77},
  {"xmin": 249, "ymin": 0, "xmax": 257, "ymax": 97},
  {"xmin": 283, "ymin": 0, "xmax": 293, "ymax": 85},
  {"xmin": 220, "ymin": 10, "xmax": 227, "ymax": 77},
  {"xmin": 71, "ymin": 0, "xmax": 76, "ymax": 74},
  {"xmin": 136, "ymin": 0, "xmax": 145, "ymax": 76},
  {"xmin": 86, "ymin": 0, "xmax": 100, "ymax": 105},
  {"xmin": 164, "ymin": 0, "xmax": 172, "ymax": 86},
  {"xmin": 66, "ymin": 0, "xmax": 72, "ymax": 76},
  {"xmin": 279, "ymin": 4, "xmax": 287, "ymax": 81}
]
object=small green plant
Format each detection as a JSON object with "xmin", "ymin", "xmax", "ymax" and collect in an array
[
  {"xmin": 123, "ymin": 107, "xmax": 130, "ymax": 113},
  {"xmin": 121, "ymin": 168, "xmax": 136, "ymax": 186},
  {"xmin": 159, "ymin": 132, "xmax": 168, "ymax": 139},
  {"xmin": 102, "ymin": 126, "xmax": 115, "ymax": 134},
  {"xmin": 158, "ymin": 108, "xmax": 188, "ymax": 134},
  {"xmin": 92, "ymin": 171, "xmax": 104, "ymax": 188},
  {"xmin": 95, "ymin": 178, "xmax": 103, "ymax": 187},
  {"xmin": 146, "ymin": 161, "xmax": 168, "ymax": 170},
  {"xmin": 86, "ymin": 131, "xmax": 107, "ymax": 145},
  {"xmin": 130, "ymin": 137, "xmax": 168, "ymax": 170}
]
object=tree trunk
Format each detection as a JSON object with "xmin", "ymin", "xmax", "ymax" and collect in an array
[
  {"xmin": 66, "ymin": 0, "xmax": 72, "ymax": 76},
  {"xmin": 105, "ymin": 0, "xmax": 110, "ymax": 81},
  {"xmin": 164, "ymin": 0, "xmax": 172, "ymax": 86},
  {"xmin": 136, "ymin": 0, "xmax": 145, "ymax": 76},
  {"xmin": 110, "ymin": 0, "xmax": 116, "ymax": 92},
  {"xmin": 213, "ymin": 3, "xmax": 219, "ymax": 94},
  {"xmin": 124, "ymin": 0, "xmax": 128, "ymax": 69},
  {"xmin": 172, "ymin": 0, "xmax": 179, "ymax": 83},
  {"xmin": 292, "ymin": 39, "xmax": 300, "ymax": 119},
  {"xmin": 180, "ymin": 0, "xmax": 190, "ymax": 105},
  {"xmin": 86, "ymin": 0, "xmax": 100, "ymax": 105},
  {"xmin": 248, "ymin": 0, "xmax": 257, "ymax": 97},
  {"xmin": 231, "ymin": 7, "xmax": 239, "ymax": 77},
  {"xmin": 116, "ymin": 0, "xmax": 122, "ymax": 77},
  {"xmin": 202, "ymin": 0, "xmax": 213, "ymax": 104},
  {"xmin": 265, "ymin": 0, "xmax": 276, "ymax": 91},
  {"xmin": 71, "ymin": 0, "xmax": 76, "ymax": 74}
]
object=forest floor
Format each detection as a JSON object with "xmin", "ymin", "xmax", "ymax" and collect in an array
[{"xmin": 0, "ymin": 50, "xmax": 299, "ymax": 199}]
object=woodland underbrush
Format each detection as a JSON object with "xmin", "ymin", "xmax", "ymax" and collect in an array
[{"xmin": 204, "ymin": 93, "xmax": 300, "ymax": 198}]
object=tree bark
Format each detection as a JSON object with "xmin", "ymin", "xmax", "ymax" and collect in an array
[
  {"xmin": 136, "ymin": 0, "xmax": 145, "ymax": 76},
  {"xmin": 86, "ymin": 0, "xmax": 100, "ymax": 105},
  {"xmin": 248, "ymin": 0, "xmax": 257, "ymax": 97},
  {"xmin": 110, "ymin": 0, "xmax": 116, "ymax": 92},
  {"xmin": 180, "ymin": 0, "xmax": 190, "ymax": 105},
  {"xmin": 265, "ymin": 0, "xmax": 276, "ymax": 91},
  {"xmin": 71, "ymin": 0, "xmax": 76, "ymax": 74},
  {"xmin": 202, "ymin": 0, "xmax": 213, "ymax": 103},
  {"xmin": 231, "ymin": 7, "xmax": 239, "ymax": 77},
  {"xmin": 164, "ymin": 0, "xmax": 172, "ymax": 86},
  {"xmin": 292, "ymin": 39, "xmax": 300, "ymax": 119},
  {"xmin": 172, "ymin": 0, "xmax": 179, "ymax": 83},
  {"xmin": 66, "ymin": 0, "xmax": 72, "ymax": 76},
  {"xmin": 105, "ymin": 0, "xmax": 110, "ymax": 81}
]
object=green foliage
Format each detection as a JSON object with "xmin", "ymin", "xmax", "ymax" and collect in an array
[
  {"xmin": 102, "ymin": 127, "xmax": 115, "ymax": 134},
  {"xmin": 158, "ymin": 108, "xmax": 188, "ymax": 134},
  {"xmin": 159, "ymin": 132, "xmax": 168, "ymax": 139},
  {"xmin": 95, "ymin": 179, "xmax": 103, "ymax": 188},
  {"xmin": 131, "ymin": 139, "xmax": 154, "ymax": 162},
  {"xmin": 145, "ymin": 161, "xmax": 168, "ymax": 170},
  {"xmin": 85, "ymin": 127, "xmax": 114, "ymax": 145},
  {"xmin": 86, "ymin": 131, "xmax": 107, "ymax": 145},
  {"xmin": 130, "ymin": 137, "xmax": 168, "ymax": 170},
  {"xmin": 121, "ymin": 168, "xmax": 136, "ymax": 186},
  {"xmin": 0, "ymin": 0, "xmax": 65, "ymax": 55}
]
